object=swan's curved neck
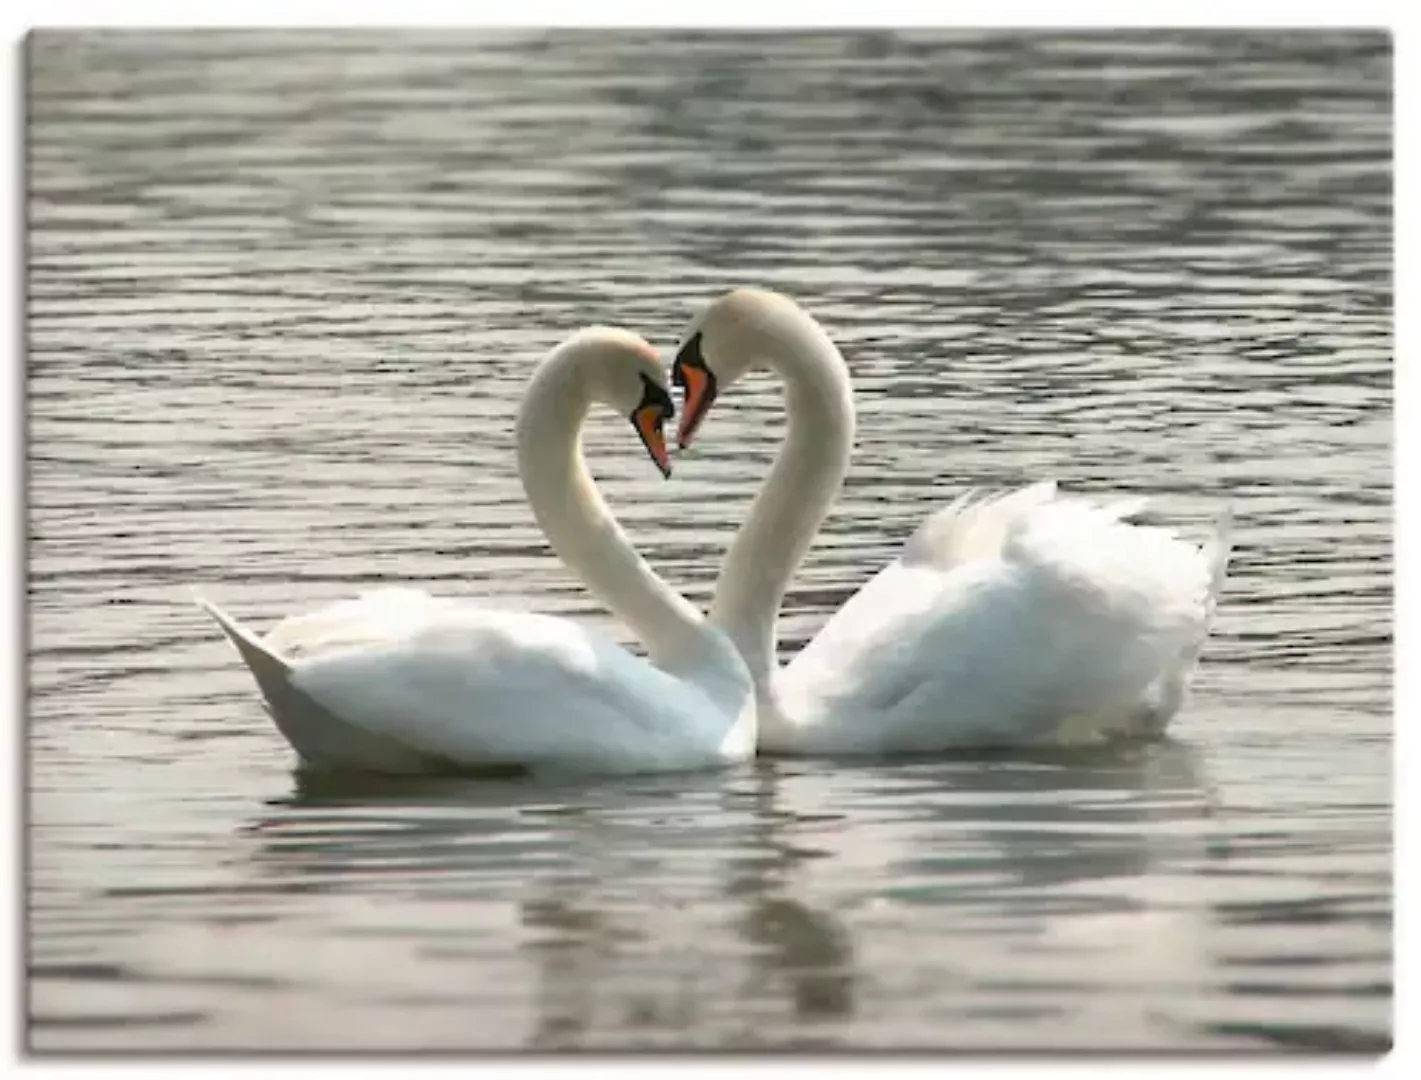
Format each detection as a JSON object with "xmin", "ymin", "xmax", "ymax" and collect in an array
[
  {"xmin": 516, "ymin": 362, "xmax": 715, "ymax": 677},
  {"xmin": 709, "ymin": 307, "xmax": 855, "ymax": 690}
]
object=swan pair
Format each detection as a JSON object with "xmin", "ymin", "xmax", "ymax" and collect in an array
[{"xmin": 201, "ymin": 289, "xmax": 1232, "ymax": 776}]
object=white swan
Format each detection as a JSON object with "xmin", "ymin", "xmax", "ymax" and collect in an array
[
  {"xmin": 671, "ymin": 288, "xmax": 1232, "ymax": 755},
  {"xmin": 198, "ymin": 327, "xmax": 754, "ymax": 776}
]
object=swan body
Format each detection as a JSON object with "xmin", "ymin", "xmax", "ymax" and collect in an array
[
  {"xmin": 775, "ymin": 483, "xmax": 1231, "ymax": 752},
  {"xmin": 201, "ymin": 592, "xmax": 751, "ymax": 775},
  {"xmin": 201, "ymin": 328, "xmax": 754, "ymax": 776},
  {"xmin": 671, "ymin": 288, "xmax": 1232, "ymax": 755}
]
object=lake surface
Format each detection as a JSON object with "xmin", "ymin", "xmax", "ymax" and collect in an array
[{"xmin": 25, "ymin": 29, "xmax": 1391, "ymax": 1052}]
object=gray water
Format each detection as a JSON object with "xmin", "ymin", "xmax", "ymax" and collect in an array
[{"xmin": 25, "ymin": 30, "xmax": 1392, "ymax": 1053}]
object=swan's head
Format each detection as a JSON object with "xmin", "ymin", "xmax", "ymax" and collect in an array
[
  {"xmin": 569, "ymin": 326, "xmax": 676, "ymax": 478},
  {"xmin": 671, "ymin": 288, "xmax": 791, "ymax": 449}
]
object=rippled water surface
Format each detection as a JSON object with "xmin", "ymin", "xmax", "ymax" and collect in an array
[{"xmin": 26, "ymin": 30, "xmax": 1391, "ymax": 1052}]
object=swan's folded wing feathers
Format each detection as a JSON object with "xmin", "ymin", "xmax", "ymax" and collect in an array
[
  {"xmin": 784, "ymin": 494, "xmax": 1228, "ymax": 752},
  {"xmin": 900, "ymin": 481, "xmax": 1058, "ymax": 569},
  {"xmin": 1002, "ymin": 500, "xmax": 1218, "ymax": 654},
  {"xmin": 265, "ymin": 587, "xmax": 460, "ymax": 660},
  {"xmin": 289, "ymin": 608, "xmax": 724, "ymax": 773},
  {"xmin": 783, "ymin": 558, "xmax": 1170, "ymax": 751},
  {"xmin": 792, "ymin": 483, "xmax": 1062, "ymax": 682}
]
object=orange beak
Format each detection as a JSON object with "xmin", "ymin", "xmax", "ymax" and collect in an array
[
  {"xmin": 632, "ymin": 403, "xmax": 673, "ymax": 478},
  {"xmin": 677, "ymin": 363, "xmax": 714, "ymax": 449}
]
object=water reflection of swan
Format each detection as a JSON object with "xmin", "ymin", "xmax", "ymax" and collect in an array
[
  {"xmin": 761, "ymin": 738, "xmax": 1222, "ymax": 1049},
  {"xmin": 238, "ymin": 766, "xmax": 859, "ymax": 1048},
  {"xmin": 230, "ymin": 741, "xmax": 1223, "ymax": 1049}
]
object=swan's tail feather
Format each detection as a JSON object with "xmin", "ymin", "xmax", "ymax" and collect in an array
[
  {"xmin": 194, "ymin": 592, "xmax": 450, "ymax": 775},
  {"xmin": 195, "ymin": 594, "xmax": 293, "ymax": 701},
  {"xmin": 1201, "ymin": 504, "xmax": 1234, "ymax": 630},
  {"xmin": 1156, "ymin": 503, "xmax": 1234, "ymax": 714},
  {"xmin": 1120, "ymin": 504, "xmax": 1234, "ymax": 738}
]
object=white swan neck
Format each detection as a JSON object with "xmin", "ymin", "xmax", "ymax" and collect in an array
[
  {"xmin": 709, "ymin": 305, "xmax": 855, "ymax": 693},
  {"xmin": 515, "ymin": 359, "xmax": 713, "ymax": 676}
]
